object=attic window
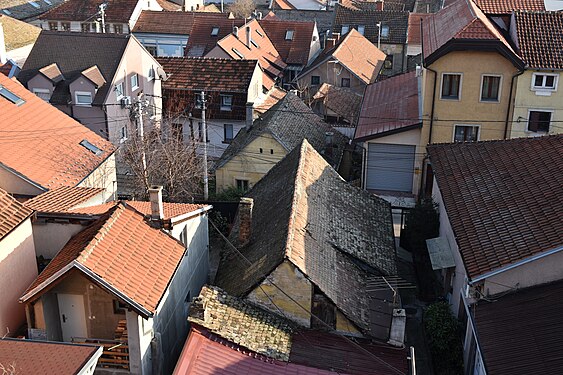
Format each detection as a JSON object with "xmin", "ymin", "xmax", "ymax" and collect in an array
[
  {"xmin": 211, "ymin": 27, "xmax": 219, "ymax": 36},
  {"xmin": 251, "ymin": 39, "xmax": 260, "ymax": 49},
  {"xmin": 28, "ymin": 1, "xmax": 40, "ymax": 8},
  {"xmin": 381, "ymin": 25, "xmax": 390, "ymax": 37},
  {"xmin": 341, "ymin": 25, "xmax": 349, "ymax": 35},
  {"xmin": 232, "ymin": 48, "xmax": 244, "ymax": 59},
  {"xmin": 80, "ymin": 139, "xmax": 103, "ymax": 156},
  {"xmin": 256, "ymin": 29, "xmax": 264, "ymax": 37},
  {"xmin": 0, "ymin": 85, "xmax": 25, "ymax": 106},
  {"xmin": 43, "ymin": 0, "xmax": 52, "ymax": 5},
  {"xmin": 357, "ymin": 25, "xmax": 365, "ymax": 35},
  {"xmin": 285, "ymin": 30, "xmax": 294, "ymax": 40},
  {"xmin": 2, "ymin": 9, "xmax": 12, "ymax": 15}
]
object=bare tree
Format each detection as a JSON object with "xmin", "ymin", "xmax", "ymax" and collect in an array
[
  {"xmin": 0, "ymin": 363, "xmax": 16, "ymax": 375},
  {"xmin": 228, "ymin": 0, "xmax": 255, "ymax": 18}
]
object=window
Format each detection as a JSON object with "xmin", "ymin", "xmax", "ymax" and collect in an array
[
  {"xmin": 80, "ymin": 139, "xmax": 103, "ymax": 155},
  {"xmin": 28, "ymin": 1, "xmax": 40, "ymax": 8},
  {"xmin": 0, "ymin": 85, "xmax": 25, "ymax": 106},
  {"xmin": 357, "ymin": 25, "xmax": 365, "ymax": 35},
  {"xmin": 384, "ymin": 55, "xmax": 394, "ymax": 70},
  {"xmin": 114, "ymin": 24, "xmax": 123, "ymax": 34},
  {"xmin": 285, "ymin": 30, "xmax": 294, "ymax": 40},
  {"xmin": 61, "ymin": 22, "xmax": 70, "ymax": 31},
  {"xmin": 2, "ymin": 9, "xmax": 12, "ymax": 15},
  {"xmin": 81, "ymin": 23, "xmax": 90, "ymax": 32},
  {"xmin": 480, "ymin": 75, "xmax": 501, "ymax": 102},
  {"xmin": 146, "ymin": 45, "xmax": 157, "ymax": 56},
  {"xmin": 75, "ymin": 91, "xmax": 92, "ymax": 106},
  {"xmin": 341, "ymin": 77, "xmax": 350, "ymax": 87},
  {"xmin": 256, "ymin": 29, "xmax": 264, "ymax": 37},
  {"xmin": 120, "ymin": 126, "xmax": 127, "ymax": 141},
  {"xmin": 441, "ymin": 73, "xmax": 462, "ymax": 100},
  {"xmin": 104, "ymin": 24, "xmax": 111, "ymax": 33},
  {"xmin": 528, "ymin": 110, "xmax": 551, "ymax": 132},
  {"xmin": 220, "ymin": 95, "xmax": 232, "ymax": 111},
  {"xmin": 148, "ymin": 66, "xmax": 155, "ymax": 81},
  {"xmin": 43, "ymin": 0, "xmax": 52, "ymax": 4},
  {"xmin": 454, "ymin": 125, "xmax": 479, "ymax": 142},
  {"xmin": 270, "ymin": 149, "xmax": 274, "ymax": 154},
  {"xmin": 224, "ymin": 124, "xmax": 234, "ymax": 142},
  {"xmin": 341, "ymin": 25, "xmax": 349, "ymax": 34},
  {"xmin": 195, "ymin": 94, "xmax": 203, "ymax": 109},
  {"xmin": 259, "ymin": 148, "xmax": 263, "ymax": 153},
  {"xmin": 531, "ymin": 73, "xmax": 558, "ymax": 91},
  {"xmin": 211, "ymin": 27, "xmax": 219, "ymax": 36},
  {"xmin": 130, "ymin": 74, "xmax": 139, "ymax": 90},
  {"xmin": 311, "ymin": 75, "xmax": 320, "ymax": 85},
  {"xmin": 33, "ymin": 88, "xmax": 51, "ymax": 101},
  {"xmin": 184, "ymin": 291, "xmax": 191, "ymax": 317},
  {"xmin": 113, "ymin": 300, "xmax": 127, "ymax": 314},
  {"xmin": 381, "ymin": 25, "xmax": 390, "ymax": 37},
  {"xmin": 48, "ymin": 21, "xmax": 58, "ymax": 30},
  {"xmin": 232, "ymin": 48, "xmax": 244, "ymax": 59},
  {"xmin": 115, "ymin": 82, "xmax": 124, "ymax": 99},
  {"xmin": 236, "ymin": 179, "xmax": 249, "ymax": 191}
]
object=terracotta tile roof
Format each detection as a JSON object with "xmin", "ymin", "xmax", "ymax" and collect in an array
[
  {"xmin": 0, "ymin": 339, "xmax": 102, "ymax": 375},
  {"xmin": 19, "ymin": 31, "xmax": 130, "ymax": 106},
  {"xmin": 21, "ymin": 203, "xmax": 187, "ymax": 314},
  {"xmin": 185, "ymin": 16, "xmax": 246, "ymax": 57},
  {"xmin": 407, "ymin": 13, "xmax": 432, "ymax": 45},
  {"xmin": 188, "ymin": 285, "xmax": 294, "ymax": 361},
  {"xmin": 339, "ymin": 0, "xmax": 416, "ymax": 11},
  {"xmin": 312, "ymin": 83, "xmax": 362, "ymax": 123},
  {"xmin": 333, "ymin": 5, "xmax": 410, "ymax": 45},
  {"xmin": 427, "ymin": 135, "xmax": 563, "ymax": 279},
  {"xmin": 38, "ymin": 62, "xmax": 64, "ymax": 83},
  {"xmin": 473, "ymin": 280, "xmax": 563, "ymax": 375},
  {"xmin": 156, "ymin": 0, "xmax": 183, "ymax": 11},
  {"xmin": 266, "ymin": 10, "xmax": 334, "ymax": 36},
  {"xmin": 215, "ymin": 140, "xmax": 398, "ymax": 335},
  {"xmin": 125, "ymin": 200, "xmax": 209, "ymax": 220},
  {"xmin": 474, "ymin": 0, "xmax": 544, "ymax": 14},
  {"xmin": 39, "ymin": 0, "xmax": 140, "ymax": 23},
  {"xmin": 157, "ymin": 57, "xmax": 259, "ymax": 93},
  {"xmin": 67, "ymin": 202, "xmax": 117, "ymax": 215},
  {"xmin": 258, "ymin": 19, "xmax": 316, "ymax": 65},
  {"xmin": 0, "ymin": 15, "xmax": 41, "ymax": 50},
  {"xmin": 0, "ymin": 187, "xmax": 33, "ymax": 240},
  {"xmin": 0, "ymin": 0, "xmax": 66, "ymax": 21},
  {"xmin": 271, "ymin": 0, "xmax": 297, "ymax": 9},
  {"xmin": 254, "ymin": 86, "xmax": 287, "ymax": 114},
  {"xmin": 422, "ymin": 0, "xmax": 517, "ymax": 62},
  {"xmin": 513, "ymin": 11, "xmax": 563, "ymax": 70},
  {"xmin": 24, "ymin": 186, "xmax": 104, "ymax": 213},
  {"xmin": 0, "ymin": 74, "xmax": 115, "ymax": 190},
  {"xmin": 355, "ymin": 71, "xmax": 420, "ymax": 141},
  {"xmin": 132, "ymin": 11, "xmax": 198, "ymax": 35},
  {"xmin": 81, "ymin": 65, "xmax": 106, "ymax": 87}
]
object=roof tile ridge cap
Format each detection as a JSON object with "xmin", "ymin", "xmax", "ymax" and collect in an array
[
  {"xmin": 76, "ymin": 204, "xmax": 123, "ymax": 264},
  {"xmin": 284, "ymin": 141, "xmax": 309, "ymax": 261}
]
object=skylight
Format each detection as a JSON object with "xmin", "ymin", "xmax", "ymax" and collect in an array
[
  {"xmin": 80, "ymin": 139, "xmax": 103, "ymax": 156},
  {"xmin": 232, "ymin": 48, "xmax": 244, "ymax": 59},
  {"xmin": 2, "ymin": 9, "xmax": 12, "ymax": 15},
  {"xmin": 0, "ymin": 85, "xmax": 25, "ymax": 106},
  {"xmin": 285, "ymin": 30, "xmax": 294, "ymax": 40},
  {"xmin": 251, "ymin": 39, "xmax": 260, "ymax": 49},
  {"xmin": 43, "ymin": 0, "xmax": 52, "ymax": 5},
  {"xmin": 28, "ymin": 1, "xmax": 40, "ymax": 8},
  {"xmin": 211, "ymin": 27, "xmax": 219, "ymax": 36}
]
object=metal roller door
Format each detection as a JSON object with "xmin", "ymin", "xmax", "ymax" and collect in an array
[{"xmin": 366, "ymin": 143, "xmax": 415, "ymax": 192}]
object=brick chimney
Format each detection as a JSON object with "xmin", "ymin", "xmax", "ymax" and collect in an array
[
  {"xmin": 238, "ymin": 197, "xmax": 253, "ymax": 245},
  {"xmin": 245, "ymin": 25, "xmax": 252, "ymax": 48},
  {"xmin": 325, "ymin": 38, "xmax": 336, "ymax": 49},
  {"xmin": 148, "ymin": 185, "xmax": 164, "ymax": 222},
  {"xmin": 245, "ymin": 102, "xmax": 254, "ymax": 130}
]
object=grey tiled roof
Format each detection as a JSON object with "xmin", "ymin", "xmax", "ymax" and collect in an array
[
  {"xmin": 1, "ymin": 0, "xmax": 66, "ymax": 21},
  {"xmin": 266, "ymin": 9, "xmax": 335, "ymax": 36},
  {"xmin": 215, "ymin": 140, "xmax": 398, "ymax": 335},
  {"xmin": 18, "ymin": 31, "xmax": 129, "ymax": 106}
]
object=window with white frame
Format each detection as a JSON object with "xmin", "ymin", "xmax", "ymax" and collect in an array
[
  {"xmin": 81, "ymin": 23, "xmax": 90, "ymax": 32},
  {"xmin": 114, "ymin": 24, "xmax": 123, "ymax": 34},
  {"xmin": 130, "ymin": 74, "xmax": 139, "ymax": 91},
  {"xmin": 75, "ymin": 91, "xmax": 92, "ymax": 106},
  {"xmin": 224, "ymin": 124, "xmax": 234, "ymax": 142},
  {"xmin": 48, "ymin": 21, "xmax": 58, "ymax": 31},
  {"xmin": 454, "ymin": 125, "xmax": 479, "ymax": 142},
  {"xmin": 61, "ymin": 22, "xmax": 70, "ymax": 31},
  {"xmin": 480, "ymin": 75, "xmax": 501, "ymax": 102},
  {"xmin": 381, "ymin": 25, "xmax": 390, "ymax": 37},
  {"xmin": 33, "ymin": 88, "xmax": 51, "ymax": 101},
  {"xmin": 115, "ymin": 82, "xmax": 124, "ymax": 99},
  {"xmin": 220, "ymin": 95, "xmax": 233, "ymax": 111},
  {"xmin": 341, "ymin": 25, "xmax": 349, "ymax": 34},
  {"xmin": 531, "ymin": 73, "xmax": 558, "ymax": 91},
  {"xmin": 527, "ymin": 110, "xmax": 552, "ymax": 132},
  {"xmin": 285, "ymin": 30, "xmax": 294, "ymax": 40},
  {"xmin": 441, "ymin": 73, "xmax": 462, "ymax": 100},
  {"xmin": 236, "ymin": 179, "xmax": 249, "ymax": 191},
  {"xmin": 148, "ymin": 66, "xmax": 155, "ymax": 81}
]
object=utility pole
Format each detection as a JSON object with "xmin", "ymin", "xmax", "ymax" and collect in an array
[
  {"xmin": 99, "ymin": 3, "xmax": 107, "ymax": 33},
  {"xmin": 135, "ymin": 93, "xmax": 148, "ymax": 190},
  {"xmin": 377, "ymin": 22, "xmax": 381, "ymax": 49},
  {"xmin": 200, "ymin": 91, "xmax": 209, "ymax": 200}
]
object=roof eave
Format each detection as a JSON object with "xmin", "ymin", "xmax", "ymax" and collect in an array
[{"xmin": 354, "ymin": 122, "xmax": 422, "ymax": 142}]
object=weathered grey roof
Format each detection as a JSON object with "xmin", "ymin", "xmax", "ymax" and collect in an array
[
  {"xmin": 215, "ymin": 140, "xmax": 398, "ymax": 335},
  {"xmin": 266, "ymin": 9, "xmax": 334, "ymax": 36},
  {"xmin": 18, "ymin": 31, "xmax": 129, "ymax": 106},
  {"xmin": 0, "ymin": 0, "xmax": 66, "ymax": 21},
  {"xmin": 215, "ymin": 92, "xmax": 348, "ymax": 170}
]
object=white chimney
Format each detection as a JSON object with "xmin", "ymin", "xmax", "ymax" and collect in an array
[
  {"xmin": 245, "ymin": 102, "xmax": 254, "ymax": 130},
  {"xmin": 233, "ymin": 26, "xmax": 239, "ymax": 38},
  {"xmin": 245, "ymin": 25, "xmax": 251, "ymax": 48},
  {"xmin": 0, "ymin": 23, "xmax": 7, "ymax": 65},
  {"xmin": 148, "ymin": 185, "xmax": 164, "ymax": 221}
]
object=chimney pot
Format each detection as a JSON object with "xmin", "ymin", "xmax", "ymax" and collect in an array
[
  {"xmin": 238, "ymin": 197, "xmax": 253, "ymax": 245},
  {"xmin": 246, "ymin": 26, "xmax": 252, "ymax": 48},
  {"xmin": 148, "ymin": 185, "xmax": 164, "ymax": 222},
  {"xmin": 233, "ymin": 26, "xmax": 239, "ymax": 38}
]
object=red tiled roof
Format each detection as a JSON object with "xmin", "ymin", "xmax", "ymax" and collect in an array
[
  {"xmin": 254, "ymin": 86, "xmax": 287, "ymax": 114},
  {"xmin": 24, "ymin": 186, "xmax": 104, "ymax": 213},
  {"xmin": 474, "ymin": 0, "xmax": 544, "ymax": 14},
  {"xmin": 0, "ymin": 187, "xmax": 32, "ymax": 240},
  {"xmin": 67, "ymin": 202, "xmax": 117, "ymax": 215},
  {"xmin": 39, "ymin": 0, "xmax": 140, "ymax": 23},
  {"xmin": 514, "ymin": 11, "xmax": 563, "ymax": 70},
  {"xmin": 158, "ymin": 57, "xmax": 259, "ymax": 93},
  {"xmin": 22, "ymin": 204, "xmax": 187, "ymax": 313},
  {"xmin": 259, "ymin": 19, "xmax": 316, "ymax": 65},
  {"xmin": 407, "ymin": 13, "xmax": 432, "ymax": 45},
  {"xmin": 271, "ymin": 0, "xmax": 296, "ymax": 10},
  {"xmin": 185, "ymin": 16, "xmax": 246, "ymax": 57},
  {"xmin": 156, "ymin": 0, "xmax": 183, "ymax": 11},
  {"xmin": 428, "ymin": 135, "xmax": 563, "ymax": 279},
  {"xmin": 125, "ymin": 200, "xmax": 209, "ymax": 220},
  {"xmin": 474, "ymin": 280, "xmax": 563, "ymax": 375},
  {"xmin": 0, "ymin": 74, "xmax": 115, "ymax": 190},
  {"xmin": 0, "ymin": 339, "xmax": 102, "ymax": 375},
  {"xmin": 133, "ymin": 11, "xmax": 198, "ymax": 34},
  {"xmin": 422, "ymin": 0, "xmax": 516, "ymax": 61},
  {"xmin": 355, "ymin": 71, "xmax": 420, "ymax": 141}
]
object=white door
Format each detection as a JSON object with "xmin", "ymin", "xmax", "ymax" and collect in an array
[{"xmin": 57, "ymin": 294, "xmax": 88, "ymax": 342}]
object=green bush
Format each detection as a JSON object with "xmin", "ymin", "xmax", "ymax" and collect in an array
[{"xmin": 424, "ymin": 301, "xmax": 464, "ymax": 375}]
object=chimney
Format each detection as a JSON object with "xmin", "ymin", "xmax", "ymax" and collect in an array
[
  {"xmin": 245, "ymin": 25, "xmax": 251, "ymax": 48},
  {"xmin": 0, "ymin": 23, "xmax": 7, "ymax": 65},
  {"xmin": 233, "ymin": 26, "xmax": 239, "ymax": 38},
  {"xmin": 238, "ymin": 197, "xmax": 253, "ymax": 245},
  {"xmin": 148, "ymin": 185, "xmax": 164, "ymax": 222},
  {"xmin": 324, "ymin": 131, "xmax": 334, "ymax": 158},
  {"xmin": 376, "ymin": 0, "xmax": 384, "ymax": 10},
  {"xmin": 325, "ymin": 38, "xmax": 336, "ymax": 50},
  {"xmin": 245, "ymin": 102, "xmax": 254, "ymax": 130}
]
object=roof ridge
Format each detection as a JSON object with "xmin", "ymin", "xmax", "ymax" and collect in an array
[{"xmin": 76, "ymin": 204, "xmax": 123, "ymax": 264}]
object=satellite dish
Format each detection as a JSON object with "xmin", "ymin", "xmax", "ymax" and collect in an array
[{"xmin": 156, "ymin": 66, "xmax": 168, "ymax": 81}]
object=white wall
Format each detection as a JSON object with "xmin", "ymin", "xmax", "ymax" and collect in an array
[
  {"xmin": 0, "ymin": 165, "xmax": 45, "ymax": 197},
  {"xmin": 32, "ymin": 222, "xmax": 85, "ymax": 259}
]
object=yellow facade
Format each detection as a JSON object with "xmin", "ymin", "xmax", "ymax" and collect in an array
[
  {"xmin": 215, "ymin": 133, "xmax": 287, "ymax": 192},
  {"xmin": 510, "ymin": 70, "xmax": 563, "ymax": 137}
]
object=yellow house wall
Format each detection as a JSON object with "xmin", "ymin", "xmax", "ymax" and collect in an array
[
  {"xmin": 510, "ymin": 70, "xmax": 563, "ymax": 137},
  {"xmin": 421, "ymin": 51, "xmax": 518, "ymax": 146},
  {"xmin": 215, "ymin": 133, "xmax": 286, "ymax": 192}
]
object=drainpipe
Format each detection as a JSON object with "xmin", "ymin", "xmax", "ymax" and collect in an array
[
  {"xmin": 420, "ymin": 20, "xmax": 438, "ymax": 145},
  {"xmin": 503, "ymin": 68, "xmax": 525, "ymax": 139}
]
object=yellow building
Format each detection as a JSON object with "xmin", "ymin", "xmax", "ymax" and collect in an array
[{"xmin": 213, "ymin": 92, "xmax": 348, "ymax": 192}]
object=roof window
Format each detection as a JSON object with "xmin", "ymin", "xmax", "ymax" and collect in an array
[
  {"xmin": 211, "ymin": 27, "xmax": 219, "ymax": 36},
  {"xmin": 80, "ymin": 139, "xmax": 103, "ymax": 156},
  {"xmin": 251, "ymin": 39, "xmax": 260, "ymax": 49},
  {"xmin": 28, "ymin": 1, "xmax": 40, "ymax": 8},
  {"xmin": 285, "ymin": 30, "xmax": 294, "ymax": 40},
  {"xmin": 0, "ymin": 85, "xmax": 25, "ymax": 106},
  {"xmin": 256, "ymin": 29, "xmax": 264, "ymax": 37},
  {"xmin": 43, "ymin": 0, "xmax": 52, "ymax": 4},
  {"xmin": 232, "ymin": 48, "xmax": 244, "ymax": 59},
  {"xmin": 2, "ymin": 9, "xmax": 12, "ymax": 15}
]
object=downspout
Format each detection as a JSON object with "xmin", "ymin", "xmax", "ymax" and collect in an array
[
  {"xmin": 503, "ymin": 68, "xmax": 525, "ymax": 139},
  {"xmin": 420, "ymin": 19, "xmax": 438, "ymax": 145}
]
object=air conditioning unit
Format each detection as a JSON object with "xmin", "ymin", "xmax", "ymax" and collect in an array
[{"xmin": 120, "ymin": 96, "xmax": 131, "ymax": 108}]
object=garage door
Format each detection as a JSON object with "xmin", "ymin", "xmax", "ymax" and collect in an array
[{"xmin": 366, "ymin": 143, "xmax": 415, "ymax": 192}]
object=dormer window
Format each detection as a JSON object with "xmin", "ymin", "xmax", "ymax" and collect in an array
[
  {"xmin": 211, "ymin": 27, "xmax": 219, "ymax": 36},
  {"xmin": 341, "ymin": 25, "xmax": 349, "ymax": 35},
  {"xmin": 33, "ymin": 88, "xmax": 51, "ymax": 101},
  {"xmin": 75, "ymin": 91, "xmax": 92, "ymax": 106},
  {"xmin": 357, "ymin": 25, "xmax": 365, "ymax": 35},
  {"xmin": 285, "ymin": 30, "xmax": 294, "ymax": 40},
  {"xmin": 381, "ymin": 25, "xmax": 390, "ymax": 37}
]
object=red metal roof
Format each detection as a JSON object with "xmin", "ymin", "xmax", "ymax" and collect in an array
[{"xmin": 355, "ymin": 71, "xmax": 420, "ymax": 141}]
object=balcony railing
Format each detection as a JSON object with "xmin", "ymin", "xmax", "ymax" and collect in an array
[{"xmin": 72, "ymin": 337, "xmax": 129, "ymax": 370}]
